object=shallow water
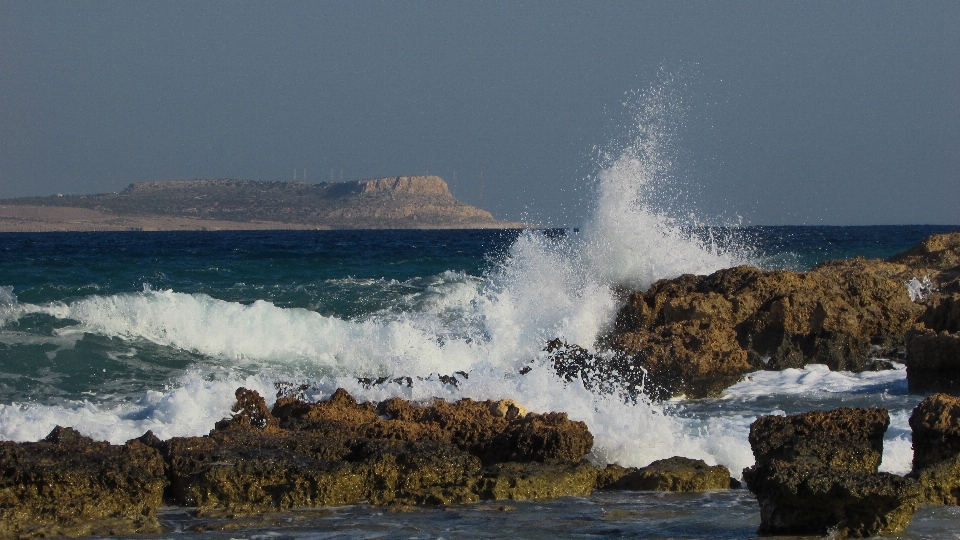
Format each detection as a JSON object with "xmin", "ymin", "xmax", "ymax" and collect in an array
[{"xmin": 141, "ymin": 491, "xmax": 960, "ymax": 540}]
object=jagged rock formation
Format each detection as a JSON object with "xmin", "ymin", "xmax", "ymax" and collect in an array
[
  {"xmin": 742, "ymin": 407, "xmax": 920, "ymax": 538},
  {"xmin": 0, "ymin": 388, "xmax": 595, "ymax": 534},
  {"xmin": 0, "ymin": 387, "xmax": 741, "ymax": 536},
  {"xmin": 0, "ymin": 427, "xmax": 166, "ymax": 538},
  {"xmin": 0, "ymin": 176, "xmax": 522, "ymax": 230},
  {"xmin": 597, "ymin": 457, "xmax": 735, "ymax": 492},
  {"xmin": 747, "ymin": 408, "xmax": 889, "ymax": 474},
  {"xmin": 902, "ymin": 233, "xmax": 960, "ymax": 392},
  {"xmin": 741, "ymin": 398, "xmax": 960, "ymax": 536},
  {"xmin": 548, "ymin": 232, "xmax": 960, "ymax": 400},
  {"xmin": 908, "ymin": 393, "xmax": 960, "ymax": 505}
]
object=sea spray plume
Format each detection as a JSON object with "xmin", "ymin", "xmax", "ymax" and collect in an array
[
  {"xmin": 0, "ymin": 81, "xmax": 758, "ymax": 477},
  {"xmin": 475, "ymin": 82, "xmax": 742, "ymax": 376},
  {"xmin": 579, "ymin": 84, "xmax": 742, "ymax": 292}
]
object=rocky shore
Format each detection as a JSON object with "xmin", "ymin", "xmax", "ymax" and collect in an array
[
  {"xmin": 0, "ymin": 388, "xmax": 735, "ymax": 538},
  {"xmin": 550, "ymin": 232, "xmax": 960, "ymax": 401},
  {"xmin": 3, "ymin": 232, "xmax": 960, "ymax": 538},
  {"xmin": 742, "ymin": 393, "xmax": 960, "ymax": 537}
]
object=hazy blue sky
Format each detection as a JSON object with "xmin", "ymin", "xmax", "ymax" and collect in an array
[{"xmin": 1, "ymin": 1, "xmax": 957, "ymax": 225}]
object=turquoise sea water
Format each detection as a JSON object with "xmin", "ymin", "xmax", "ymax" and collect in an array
[{"xmin": 1, "ymin": 225, "xmax": 960, "ymax": 539}]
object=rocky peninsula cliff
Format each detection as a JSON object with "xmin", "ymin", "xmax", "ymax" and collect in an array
[{"xmin": 0, "ymin": 176, "xmax": 523, "ymax": 231}]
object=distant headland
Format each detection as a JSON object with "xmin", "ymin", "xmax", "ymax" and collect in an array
[{"xmin": 0, "ymin": 176, "xmax": 525, "ymax": 232}]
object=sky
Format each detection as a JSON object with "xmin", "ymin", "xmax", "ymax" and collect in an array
[{"xmin": 1, "ymin": 1, "xmax": 957, "ymax": 226}]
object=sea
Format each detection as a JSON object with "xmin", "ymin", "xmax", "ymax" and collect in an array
[
  {"xmin": 2, "ymin": 225, "xmax": 960, "ymax": 540},
  {"xmin": 3, "ymin": 106, "xmax": 960, "ymax": 538}
]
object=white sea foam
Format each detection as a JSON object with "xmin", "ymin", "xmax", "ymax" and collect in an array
[
  {"xmin": 0, "ymin": 85, "xmax": 897, "ymax": 481},
  {"xmin": 881, "ymin": 410, "xmax": 914, "ymax": 475},
  {"xmin": 0, "ymin": 371, "xmax": 275, "ymax": 443},
  {"xmin": 723, "ymin": 364, "xmax": 908, "ymax": 397}
]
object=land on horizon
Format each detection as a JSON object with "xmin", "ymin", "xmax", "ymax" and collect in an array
[{"xmin": 0, "ymin": 176, "xmax": 525, "ymax": 232}]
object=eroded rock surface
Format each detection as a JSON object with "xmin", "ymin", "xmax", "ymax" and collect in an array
[
  {"xmin": 906, "ymin": 328, "xmax": 960, "ymax": 393},
  {"xmin": 908, "ymin": 393, "xmax": 960, "ymax": 504},
  {"xmin": 888, "ymin": 232, "xmax": 960, "ymax": 272},
  {"xmin": 615, "ymin": 260, "xmax": 922, "ymax": 398},
  {"xmin": 546, "ymin": 233, "xmax": 960, "ymax": 400},
  {"xmin": 748, "ymin": 407, "xmax": 888, "ymax": 474},
  {"xmin": 744, "ymin": 459, "xmax": 919, "ymax": 538},
  {"xmin": 743, "ymin": 407, "xmax": 919, "ymax": 538},
  {"xmin": 152, "ymin": 387, "xmax": 598, "ymax": 514},
  {"xmin": 0, "ymin": 388, "xmax": 601, "ymax": 535},
  {"xmin": 601, "ymin": 456, "xmax": 734, "ymax": 492},
  {"xmin": 910, "ymin": 393, "xmax": 960, "ymax": 470},
  {"xmin": 272, "ymin": 387, "xmax": 594, "ymax": 465},
  {"xmin": 0, "ymin": 427, "xmax": 167, "ymax": 539}
]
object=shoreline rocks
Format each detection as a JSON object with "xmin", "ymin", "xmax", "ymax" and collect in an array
[
  {"xmin": 908, "ymin": 393, "xmax": 960, "ymax": 505},
  {"xmin": 743, "ymin": 407, "xmax": 920, "ymax": 538},
  {"xmin": 742, "ymin": 396, "xmax": 960, "ymax": 537},
  {"xmin": 598, "ymin": 457, "xmax": 736, "ymax": 492},
  {"xmin": 906, "ymin": 328, "xmax": 960, "ymax": 393},
  {"xmin": 0, "ymin": 427, "xmax": 167, "ymax": 539},
  {"xmin": 0, "ymin": 388, "xmax": 736, "ymax": 537},
  {"xmin": 548, "ymin": 232, "xmax": 960, "ymax": 400}
]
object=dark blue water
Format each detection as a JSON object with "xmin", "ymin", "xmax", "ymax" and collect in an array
[{"xmin": 3, "ymin": 225, "xmax": 956, "ymax": 307}]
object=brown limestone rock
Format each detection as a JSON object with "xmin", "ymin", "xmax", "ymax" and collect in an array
[
  {"xmin": 594, "ymin": 464, "xmax": 637, "ymax": 490},
  {"xmin": 214, "ymin": 387, "xmax": 281, "ymax": 432},
  {"xmin": 0, "ymin": 427, "xmax": 167, "ymax": 539},
  {"xmin": 911, "ymin": 453, "xmax": 960, "ymax": 505},
  {"xmin": 156, "ymin": 388, "xmax": 595, "ymax": 515},
  {"xmin": 273, "ymin": 390, "xmax": 593, "ymax": 465},
  {"xmin": 600, "ymin": 257, "xmax": 924, "ymax": 400},
  {"xmin": 604, "ymin": 456, "xmax": 733, "ymax": 492},
  {"xmin": 906, "ymin": 328, "xmax": 960, "ymax": 394},
  {"xmin": 0, "ymin": 389, "xmax": 598, "ymax": 535},
  {"xmin": 169, "ymin": 442, "xmax": 370, "ymax": 513},
  {"xmin": 345, "ymin": 439, "xmax": 483, "ymax": 506},
  {"xmin": 154, "ymin": 432, "xmax": 481, "ymax": 513},
  {"xmin": 742, "ymin": 459, "xmax": 920, "ymax": 538},
  {"xmin": 473, "ymin": 460, "xmax": 598, "ymax": 501},
  {"xmin": 909, "ymin": 393, "xmax": 960, "ymax": 470},
  {"xmin": 161, "ymin": 417, "xmax": 479, "ymax": 512},
  {"xmin": 888, "ymin": 232, "xmax": 960, "ymax": 271},
  {"xmin": 743, "ymin": 408, "xmax": 921, "ymax": 537},
  {"xmin": 607, "ymin": 456, "xmax": 731, "ymax": 491},
  {"xmin": 272, "ymin": 387, "xmax": 379, "ymax": 434},
  {"xmin": 481, "ymin": 412, "xmax": 594, "ymax": 465},
  {"xmin": 748, "ymin": 408, "xmax": 889, "ymax": 473},
  {"xmin": 918, "ymin": 293, "xmax": 960, "ymax": 334}
]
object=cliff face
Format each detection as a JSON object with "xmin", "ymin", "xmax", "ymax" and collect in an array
[
  {"xmin": 1, "ymin": 176, "xmax": 519, "ymax": 230},
  {"xmin": 119, "ymin": 176, "xmax": 453, "ymax": 199},
  {"xmin": 357, "ymin": 176, "xmax": 452, "ymax": 196}
]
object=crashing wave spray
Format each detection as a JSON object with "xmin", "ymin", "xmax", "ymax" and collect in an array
[{"xmin": 0, "ymin": 82, "xmax": 757, "ymax": 475}]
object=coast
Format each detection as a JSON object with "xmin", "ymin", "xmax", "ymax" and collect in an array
[
  {"xmin": 1, "ymin": 232, "xmax": 959, "ymax": 538},
  {"xmin": 550, "ymin": 232, "xmax": 960, "ymax": 401},
  {"xmin": 0, "ymin": 177, "xmax": 526, "ymax": 232}
]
